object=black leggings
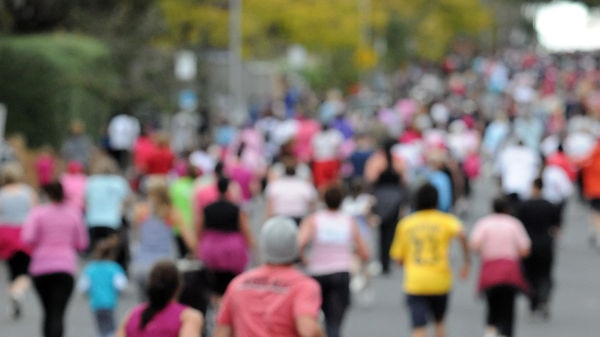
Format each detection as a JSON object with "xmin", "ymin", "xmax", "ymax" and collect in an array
[
  {"xmin": 314, "ymin": 272, "xmax": 351, "ymax": 337},
  {"xmin": 379, "ymin": 220, "xmax": 397, "ymax": 274},
  {"xmin": 485, "ymin": 285, "xmax": 517, "ymax": 337},
  {"xmin": 522, "ymin": 250, "xmax": 554, "ymax": 312},
  {"xmin": 33, "ymin": 273, "xmax": 74, "ymax": 337}
]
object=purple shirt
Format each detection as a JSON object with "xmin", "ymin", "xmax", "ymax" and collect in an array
[
  {"xmin": 21, "ymin": 203, "xmax": 88, "ymax": 276},
  {"xmin": 125, "ymin": 302, "xmax": 186, "ymax": 337}
]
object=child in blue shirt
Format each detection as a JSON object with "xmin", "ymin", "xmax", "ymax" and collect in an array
[{"xmin": 77, "ymin": 236, "xmax": 128, "ymax": 337}]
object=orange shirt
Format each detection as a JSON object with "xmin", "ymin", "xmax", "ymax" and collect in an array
[{"xmin": 582, "ymin": 143, "xmax": 600, "ymax": 198}]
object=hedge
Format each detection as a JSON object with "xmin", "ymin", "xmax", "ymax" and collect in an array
[{"xmin": 0, "ymin": 33, "xmax": 119, "ymax": 148}]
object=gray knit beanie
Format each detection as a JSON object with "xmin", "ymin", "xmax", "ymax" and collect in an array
[{"xmin": 260, "ymin": 216, "xmax": 299, "ymax": 264}]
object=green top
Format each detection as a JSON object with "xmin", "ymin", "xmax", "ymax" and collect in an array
[{"xmin": 169, "ymin": 177, "xmax": 195, "ymax": 234}]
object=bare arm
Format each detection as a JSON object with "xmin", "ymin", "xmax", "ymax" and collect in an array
[
  {"xmin": 195, "ymin": 210, "xmax": 204, "ymax": 250},
  {"xmin": 265, "ymin": 197, "xmax": 274, "ymax": 219},
  {"xmin": 296, "ymin": 315, "xmax": 325, "ymax": 337},
  {"xmin": 171, "ymin": 208, "xmax": 196, "ymax": 252},
  {"xmin": 351, "ymin": 220, "xmax": 370, "ymax": 262},
  {"xmin": 114, "ymin": 311, "xmax": 131, "ymax": 337},
  {"xmin": 297, "ymin": 216, "xmax": 315, "ymax": 256},
  {"xmin": 178, "ymin": 308, "xmax": 203, "ymax": 337},
  {"xmin": 212, "ymin": 325, "xmax": 234, "ymax": 337},
  {"xmin": 457, "ymin": 230, "xmax": 471, "ymax": 280},
  {"xmin": 238, "ymin": 211, "xmax": 255, "ymax": 251}
]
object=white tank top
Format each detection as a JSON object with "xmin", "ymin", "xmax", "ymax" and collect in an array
[{"xmin": 306, "ymin": 210, "xmax": 354, "ymax": 276}]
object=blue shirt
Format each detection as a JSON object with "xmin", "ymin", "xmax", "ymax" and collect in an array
[
  {"xmin": 78, "ymin": 260, "xmax": 127, "ymax": 310},
  {"xmin": 85, "ymin": 175, "xmax": 130, "ymax": 228},
  {"xmin": 214, "ymin": 125, "xmax": 237, "ymax": 147},
  {"xmin": 428, "ymin": 170, "xmax": 452, "ymax": 213}
]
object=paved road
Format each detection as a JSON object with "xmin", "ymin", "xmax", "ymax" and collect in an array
[{"xmin": 1, "ymin": 174, "xmax": 599, "ymax": 337}]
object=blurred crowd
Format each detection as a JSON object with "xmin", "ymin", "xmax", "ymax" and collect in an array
[{"xmin": 3, "ymin": 46, "xmax": 600, "ymax": 337}]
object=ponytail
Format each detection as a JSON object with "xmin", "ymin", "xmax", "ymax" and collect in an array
[{"xmin": 139, "ymin": 261, "xmax": 181, "ymax": 330}]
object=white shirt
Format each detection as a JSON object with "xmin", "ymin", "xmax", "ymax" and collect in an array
[
  {"xmin": 497, "ymin": 144, "xmax": 540, "ymax": 198},
  {"xmin": 189, "ymin": 150, "xmax": 216, "ymax": 174},
  {"xmin": 542, "ymin": 165, "xmax": 573, "ymax": 204},
  {"xmin": 108, "ymin": 115, "xmax": 140, "ymax": 150},
  {"xmin": 564, "ymin": 132, "xmax": 596, "ymax": 162},
  {"xmin": 265, "ymin": 177, "xmax": 317, "ymax": 218},
  {"xmin": 312, "ymin": 129, "xmax": 343, "ymax": 161}
]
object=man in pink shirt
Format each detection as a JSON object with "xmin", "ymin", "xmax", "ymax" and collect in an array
[{"xmin": 213, "ymin": 217, "xmax": 324, "ymax": 337}]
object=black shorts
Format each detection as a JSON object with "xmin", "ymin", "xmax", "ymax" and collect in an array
[
  {"xmin": 590, "ymin": 198, "xmax": 600, "ymax": 212},
  {"xmin": 406, "ymin": 293, "xmax": 449, "ymax": 328},
  {"xmin": 7, "ymin": 251, "xmax": 30, "ymax": 281},
  {"xmin": 206, "ymin": 269, "xmax": 237, "ymax": 296}
]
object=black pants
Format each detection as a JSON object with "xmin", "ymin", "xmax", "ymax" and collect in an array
[
  {"xmin": 32, "ymin": 273, "xmax": 74, "ymax": 337},
  {"xmin": 485, "ymin": 285, "xmax": 516, "ymax": 337},
  {"xmin": 522, "ymin": 248, "xmax": 554, "ymax": 312},
  {"xmin": 179, "ymin": 269, "xmax": 210, "ymax": 315},
  {"xmin": 314, "ymin": 272, "xmax": 350, "ymax": 337},
  {"xmin": 379, "ymin": 220, "xmax": 397, "ymax": 274}
]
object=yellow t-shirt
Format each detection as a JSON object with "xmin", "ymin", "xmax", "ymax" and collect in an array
[{"xmin": 389, "ymin": 209, "xmax": 463, "ymax": 295}]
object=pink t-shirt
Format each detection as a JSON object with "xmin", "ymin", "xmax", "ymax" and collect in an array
[
  {"xmin": 265, "ymin": 177, "xmax": 317, "ymax": 218},
  {"xmin": 61, "ymin": 173, "xmax": 87, "ymax": 211},
  {"xmin": 216, "ymin": 265, "xmax": 321, "ymax": 337},
  {"xmin": 226, "ymin": 164, "xmax": 254, "ymax": 202},
  {"xmin": 470, "ymin": 214, "xmax": 531, "ymax": 261},
  {"xmin": 294, "ymin": 118, "xmax": 320, "ymax": 163},
  {"xmin": 21, "ymin": 203, "xmax": 88, "ymax": 276}
]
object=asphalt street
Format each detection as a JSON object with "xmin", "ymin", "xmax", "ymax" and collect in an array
[{"xmin": 1, "ymin": 173, "xmax": 599, "ymax": 337}]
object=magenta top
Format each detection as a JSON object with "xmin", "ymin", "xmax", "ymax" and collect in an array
[
  {"xmin": 21, "ymin": 203, "xmax": 88, "ymax": 276},
  {"xmin": 125, "ymin": 302, "xmax": 186, "ymax": 337}
]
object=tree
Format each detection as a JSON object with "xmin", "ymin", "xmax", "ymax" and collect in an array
[
  {"xmin": 155, "ymin": 0, "xmax": 493, "ymax": 94},
  {"xmin": 3, "ymin": 0, "xmax": 74, "ymax": 33},
  {"xmin": 67, "ymin": 0, "xmax": 175, "ymax": 114}
]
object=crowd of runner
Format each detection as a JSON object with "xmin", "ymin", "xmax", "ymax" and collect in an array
[{"xmin": 2, "ymin": 47, "xmax": 600, "ymax": 337}]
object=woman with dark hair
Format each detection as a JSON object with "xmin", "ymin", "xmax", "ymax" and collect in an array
[
  {"xmin": 196, "ymin": 177, "xmax": 255, "ymax": 300},
  {"xmin": 366, "ymin": 138, "xmax": 409, "ymax": 275},
  {"xmin": 470, "ymin": 196, "xmax": 531, "ymax": 337},
  {"xmin": 21, "ymin": 181, "xmax": 88, "ymax": 337},
  {"xmin": 298, "ymin": 184, "xmax": 370, "ymax": 337},
  {"xmin": 115, "ymin": 260, "xmax": 203, "ymax": 337}
]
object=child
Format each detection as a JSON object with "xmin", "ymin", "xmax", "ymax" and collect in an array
[
  {"xmin": 77, "ymin": 236, "xmax": 128, "ymax": 337},
  {"xmin": 341, "ymin": 177, "xmax": 378, "ymax": 306}
]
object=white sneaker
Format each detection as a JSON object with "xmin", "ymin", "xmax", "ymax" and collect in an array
[
  {"xmin": 350, "ymin": 275, "xmax": 366, "ymax": 293},
  {"xmin": 358, "ymin": 287, "xmax": 375, "ymax": 307},
  {"xmin": 367, "ymin": 261, "xmax": 382, "ymax": 276}
]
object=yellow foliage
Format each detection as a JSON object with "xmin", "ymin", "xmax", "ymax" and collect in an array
[
  {"xmin": 354, "ymin": 45, "xmax": 378, "ymax": 70},
  {"xmin": 158, "ymin": 0, "xmax": 492, "ymax": 61}
]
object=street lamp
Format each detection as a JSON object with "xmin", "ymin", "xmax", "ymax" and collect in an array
[{"xmin": 229, "ymin": 0, "xmax": 246, "ymax": 125}]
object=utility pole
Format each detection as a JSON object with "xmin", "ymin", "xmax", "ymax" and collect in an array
[{"xmin": 229, "ymin": 0, "xmax": 246, "ymax": 125}]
